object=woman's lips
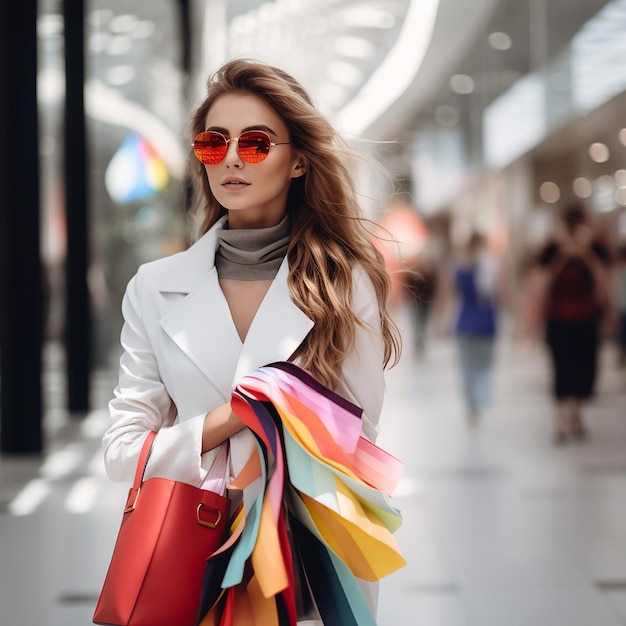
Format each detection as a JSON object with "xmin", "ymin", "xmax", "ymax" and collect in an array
[{"xmin": 221, "ymin": 177, "xmax": 250, "ymax": 189}]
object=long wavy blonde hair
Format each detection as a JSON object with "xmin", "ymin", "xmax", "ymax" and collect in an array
[{"xmin": 189, "ymin": 58, "xmax": 400, "ymax": 388}]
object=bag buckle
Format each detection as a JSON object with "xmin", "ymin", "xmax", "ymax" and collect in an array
[
  {"xmin": 197, "ymin": 503, "xmax": 222, "ymax": 528},
  {"xmin": 124, "ymin": 487, "xmax": 140, "ymax": 513}
]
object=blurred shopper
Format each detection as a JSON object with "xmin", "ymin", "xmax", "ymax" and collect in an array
[
  {"xmin": 537, "ymin": 204, "xmax": 612, "ymax": 444},
  {"xmin": 616, "ymin": 244, "xmax": 626, "ymax": 366},
  {"xmin": 376, "ymin": 201, "xmax": 429, "ymax": 308},
  {"xmin": 100, "ymin": 59, "xmax": 400, "ymax": 625},
  {"xmin": 438, "ymin": 232, "xmax": 501, "ymax": 422},
  {"xmin": 403, "ymin": 251, "xmax": 438, "ymax": 356}
]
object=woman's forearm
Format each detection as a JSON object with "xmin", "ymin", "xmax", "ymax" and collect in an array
[{"xmin": 202, "ymin": 403, "xmax": 245, "ymax": 452}]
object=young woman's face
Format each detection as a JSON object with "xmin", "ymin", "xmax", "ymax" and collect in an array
[{"xmin": 202, "ymin": 92, "xmax": 306, "ymax": 229}]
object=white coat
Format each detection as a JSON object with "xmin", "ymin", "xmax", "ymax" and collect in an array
[{"xmin": 103, "ymin": 215, "xmax": 387, "ymax": 488}]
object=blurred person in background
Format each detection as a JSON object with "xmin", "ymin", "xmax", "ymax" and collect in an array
[
  {"xmin": 437, "ymin": 231, "xmax": 502, "ymax": 423},
  {"xmin": 537, "ymin": 203, "xmax": 612, "ymax": 444},
  {"xmin": 403, "ymin": 247, "xmax": 438, "ymax": 357},
  {"xmin": 100, "ymin": 58, "xmax": 400, "ymax": 625}
]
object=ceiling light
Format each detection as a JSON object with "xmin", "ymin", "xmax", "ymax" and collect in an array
[
  {"xmin": 589, "ymin": 142, "xmax": 610, "ymax": 163},
  {"xmin": 597, "ymin": 174, "xmax": 614, "ymax": 190},
  {"xmin": 335, "ymin": 0, "xmax": 440, "ymax": 135},
  {"xmin": 334, "ymin": 36, "xmax": 375, "ymax": 59},
  {"xmin": 489, "ymin": 31, "xmax": 511, "ymax": 50},
  {"xmin": 110, "ymin": 14, "xmax": 137, "ymax": 34},
  {"xmin": 539, "ymin": 181, "xmax": 560, "ymax": 203},
  {"xmin": 450, "ymin": 74, "xmax": 474, "ymax": 94},
  {"xmin": 573, "ymin": 177, "xmax": 592, "ymax": 198},
  {"xmin": 337, "ymin": 7, "xmax": 395, "ymax": 29}
]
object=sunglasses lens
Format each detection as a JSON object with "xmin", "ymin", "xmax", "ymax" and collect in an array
[
  {"xmin": 193, "ymin": 132, "xmax": 227, "ymax": 165},
  {"xmin": 238, "ymin": 131, "xmax": 271, "ymax": 164}
]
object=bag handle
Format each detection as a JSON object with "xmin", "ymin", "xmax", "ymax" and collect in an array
[
  {"xmin": 124, "ymin": 431, "xmax": 157, "ymax": 514},
  {"xmin": 201, "ymin": 441, "xmax": 229, "ymax": 495}
]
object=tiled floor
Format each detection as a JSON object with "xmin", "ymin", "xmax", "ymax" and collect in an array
[
  {"xmin": 1, "ymin": 324, "xmax": 626, "ymax": 625},
  {"xmin": 377, "ymin": 315, "xmax": 626, "ymax": 626}
]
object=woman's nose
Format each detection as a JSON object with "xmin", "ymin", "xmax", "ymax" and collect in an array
[{"xmin": 223, "ymin": 138, "xmax": 243, "ymax": 167}]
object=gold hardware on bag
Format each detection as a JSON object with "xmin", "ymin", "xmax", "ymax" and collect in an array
[
  {"xmin": 197, "ymin": 503, "xmax": 222, "ymax": 528},
  {"xmin": 124, "ymin": 487, "xmax": 141, "ymax": 513}
]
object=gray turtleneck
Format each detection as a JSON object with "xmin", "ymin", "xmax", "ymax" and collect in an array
[{"xmin": 215, "ymin": 216, "xmax": 290, "ymax": 280}]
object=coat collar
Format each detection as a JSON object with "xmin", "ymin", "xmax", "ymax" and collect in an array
[
  {"xmin": 156, "ymin": 216, "xmax": 314, "ymax": 397},
  {"xmin": 157, "ymin": 215, "xmax": 227, "ymax": 294}
]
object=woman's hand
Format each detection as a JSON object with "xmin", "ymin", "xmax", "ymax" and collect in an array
[{"xmin": 202, "ymin": 403, "xmax": 245, "ymax": 452}]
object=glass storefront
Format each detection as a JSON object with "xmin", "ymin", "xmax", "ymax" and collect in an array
[{"xmin": 38, "ymin": 0, "xmax": 190, "ymax": 367}]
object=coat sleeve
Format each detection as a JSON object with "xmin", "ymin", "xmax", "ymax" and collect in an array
[
  {"xmin": 102, "ymin": 266, "xmax": 214, "ymax": 485},
  {"xmin": 333, "ymin": 267, "xmax": 387, "ymax": 443}
]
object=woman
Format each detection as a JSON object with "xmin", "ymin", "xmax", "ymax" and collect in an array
[
  {"xmin": 102, "ymin": 58, "xmax": 400, "ymax": 623},
  {"xmin": 438, "ymin": 232, "xmax": 501, "ymax": 422},
  {"xmin": 538, "ymin": 204, "xmax": 611, "ymax": 444}
]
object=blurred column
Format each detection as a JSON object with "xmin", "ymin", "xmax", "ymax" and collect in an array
[
  {"xmin": 63, "ymin": 0, "xmax": 91, "ymax": 414},
  {"xmin": 179, "ymin": 0, "xmax": 194, "ymax": 209},
  {"xmin": 0, "ymin": 0, "xmax": 44, "ymax": 452},
  {"xmin": 179, "ymin": 0, "xmax": 191, "ymax": 80}
]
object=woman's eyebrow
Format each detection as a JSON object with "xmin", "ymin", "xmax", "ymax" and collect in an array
[
  {"xmin": 242, "ymin": 124, "xmax": 277, "ymax": 136},
  {"xmin": 205, "ymin": 124, "xmax": 278, "ymax": 137}
]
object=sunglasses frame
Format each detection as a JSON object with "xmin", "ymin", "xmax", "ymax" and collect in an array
[{"xmin": 192, "ymin": 129, "xmax": 290, "ymax": 165}]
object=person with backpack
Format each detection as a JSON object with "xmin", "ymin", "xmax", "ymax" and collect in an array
[{"xmin": 538, "ymin": 204, "xmax": 612, "ymax": 444}]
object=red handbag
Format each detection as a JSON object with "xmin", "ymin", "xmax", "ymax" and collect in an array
[{"xmin": 93, "ymin": 432, "xmax": 230, "ymax": 626}]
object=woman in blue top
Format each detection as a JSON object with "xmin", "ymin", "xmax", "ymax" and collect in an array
[{"xmin": 441, "ymin": 232, "xmax": 500, "ymax": 421}]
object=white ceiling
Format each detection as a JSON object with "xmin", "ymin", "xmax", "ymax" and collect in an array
[{"xmin": 363, "ymin": 0, "xmax": 613, "ymax": 141}]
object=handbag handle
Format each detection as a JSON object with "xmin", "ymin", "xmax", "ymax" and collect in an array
[
  {"xmin": 124, "ymin": 431, "xmax": 157, "ymax": 514},
  {"xmin": 201, "ymin": 441, "xmax": 229, "ymax": 494},
  {"xmin": 123, "ymin": 432, "xmax": 229, "ymax": 514}
]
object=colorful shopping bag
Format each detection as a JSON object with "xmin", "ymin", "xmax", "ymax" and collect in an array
[{"xmin": 198, "ymin": 362, "xmax": 406, "ymax": 626}]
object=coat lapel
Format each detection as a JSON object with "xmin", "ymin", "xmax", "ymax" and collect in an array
[
  {"xmin": 158, "ymin": 218, "xmax": 238, "ymax": 397},
  {"xmin": 157, "ymin": 218, "xmax": 314, "ymax": 396}
]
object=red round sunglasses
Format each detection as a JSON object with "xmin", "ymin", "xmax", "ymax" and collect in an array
[{"xmin": 192, "ymin": 130, "xmax": 290, "ymax": 165}]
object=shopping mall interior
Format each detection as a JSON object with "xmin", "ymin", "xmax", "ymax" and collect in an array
[
  {"xmin": 1, "ymin": 1, "xmax": 626, "ymax": 624},
  {"xmin": 27, "ymin": 0, "xmax": 626, "ymax": 378}
]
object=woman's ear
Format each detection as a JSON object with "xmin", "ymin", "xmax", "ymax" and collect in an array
[{"xmin": 290, "ymin": 156, "xmax": 308, "ymax": 179}]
